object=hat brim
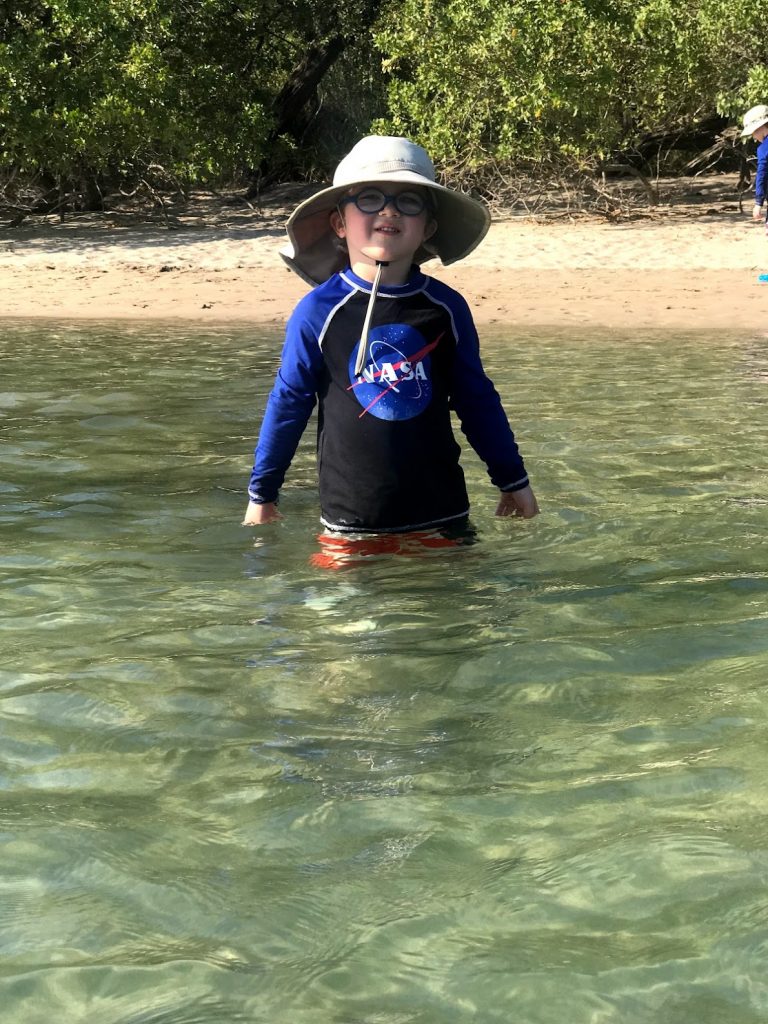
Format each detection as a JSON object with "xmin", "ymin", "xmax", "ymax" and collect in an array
[
  {"xmin": 741, "ymin": 118, "xmax": 768, "ymax": 137},
  {"xmin": 283, "ymin": 174, "xmax": 491, "ymax": 286}
]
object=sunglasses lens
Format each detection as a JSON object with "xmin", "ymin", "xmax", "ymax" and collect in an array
[
  {"xmin": 355, "ymin": 188, "xmax": 386, "ymax": 213},
  {"xmin": 394, "ymin": 192, "xmax": 426, "ymax": 215},
  {"xmin": 349, "ymin": 188, "xmax": 428, "ymax": 215}
]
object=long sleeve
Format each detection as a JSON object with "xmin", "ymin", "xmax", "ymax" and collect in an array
[
  {"xmin": 756, "ymin": 138, "xmax": 768, "ymax": 207},
  {"xmin": 448, "ymin": 294, "xmax": 529, "ymax": 491},
  {"xmin": 247, "ymin": 303, "xmax": 325, "ymax": 503}
]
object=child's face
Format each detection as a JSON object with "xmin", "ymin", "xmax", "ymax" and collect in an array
[
  {"xmin": 753, "ymin": 124, "xmax": 768, "ymax": 143},
  {"xmin": 330, "ymin": 182, "xmax": 437, "ymax": 280}
]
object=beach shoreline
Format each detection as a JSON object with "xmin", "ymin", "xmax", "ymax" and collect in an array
[{"xmin": 2, "ymin": 174, "xmax": 766, "ymax": 333}]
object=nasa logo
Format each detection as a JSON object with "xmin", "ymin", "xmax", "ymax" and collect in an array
[{"xmin": 347, "ymin": 323, "xmax": 442, "ymax": 420}]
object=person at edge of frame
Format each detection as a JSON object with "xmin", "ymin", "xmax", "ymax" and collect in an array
[{"xmin": 741, "ymin": 104, "xmax": 768, "ymax": 224}]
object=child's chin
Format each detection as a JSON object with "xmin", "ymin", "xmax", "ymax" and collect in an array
[{"xmin": 362, "ymin": 244, "xmax": 402, "ymax": 262}]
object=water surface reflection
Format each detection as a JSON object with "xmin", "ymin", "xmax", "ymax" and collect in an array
[{"xmin": 2, "ymin": 322, "xmax": 768, "ymax": 1023}]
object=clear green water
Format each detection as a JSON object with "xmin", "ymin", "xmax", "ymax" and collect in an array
[{"xmin": 3, "ymin": 322, "xmax": 768, "ymax": 1023}]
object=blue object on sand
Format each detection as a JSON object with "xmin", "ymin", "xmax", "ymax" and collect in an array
[{"xmin": 759, "ymin": 274, "xmax": 768, "ymax": 282}]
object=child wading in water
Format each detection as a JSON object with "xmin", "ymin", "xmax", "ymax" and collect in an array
[{"xmin": 242, "ymin": 135, "xmax": 539, "ymax": 546}]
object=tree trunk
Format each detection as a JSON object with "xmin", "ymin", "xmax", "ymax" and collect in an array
[
  {"xmin": 271, "ymin": 37, "xmax": 348, "ymax": 146},
  {"xmin": 250, "ymin": 0, "xmax": 385, "ymax": 192}
]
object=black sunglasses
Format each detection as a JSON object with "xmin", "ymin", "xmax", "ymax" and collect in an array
[{"xmin": 339, "ymin": 187, "xmax": 432, "ymax": 217}]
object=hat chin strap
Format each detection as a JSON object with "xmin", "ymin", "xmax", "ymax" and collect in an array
[{"xmin": 354, "ymin": 260, "xmax": 389, "ymax": 377}]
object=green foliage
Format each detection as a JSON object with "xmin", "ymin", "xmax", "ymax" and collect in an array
[
  {"xmin": 0, "ymin": 0, "xmax": 350, "ymax": 189},
  {"xmin": 0, "ymin": 0, "xmax": 766, "ymax": 196},
  {"xmin": 372, "ymin": 0, "xmax": 766, "ymax": 174}
]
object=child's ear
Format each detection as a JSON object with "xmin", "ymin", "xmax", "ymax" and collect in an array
[
  {"xmin": 423, "ymin": 218, "xmax": 438, "ymax": 241},
  {"xmin": 330, "ymin": 209, "xmax": 346, "ymax": 238}
]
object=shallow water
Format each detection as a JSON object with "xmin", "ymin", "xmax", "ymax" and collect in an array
[{"xmin": 3, "ymin": 321, "xmax": 768, "ymax": 1023}]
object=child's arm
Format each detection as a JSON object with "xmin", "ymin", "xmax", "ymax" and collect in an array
[
  {"xmin": 447, "ymin": 292, "xmax": 539, "ymax": 516},
  {"xmin": 244, "ymin": 305, "xmax": 324, "ymax": 524},
  {"xmin": 755, "ymin": 139, "xmax": 768, "ymax": 220}
]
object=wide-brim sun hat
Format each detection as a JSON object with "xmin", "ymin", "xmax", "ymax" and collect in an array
[
  {"xmin": 280, "ymin": 135, "xmax": 491, "ymax": 285},
  {"xmin": 740, "ymin": 104, "xmax": 768, "ymax": 138}
]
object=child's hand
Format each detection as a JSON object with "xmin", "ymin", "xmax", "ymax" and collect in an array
[
  {"xmin": 495, "ymin": 485, "xmax": 539, "ymax": 519},
  {"xmin": 753, "ymin": 203, "xmax": 765, "ymax": 222},
  {"xmin": 242, "ymin": 499, "xmax": 282, "ymax": 525}
]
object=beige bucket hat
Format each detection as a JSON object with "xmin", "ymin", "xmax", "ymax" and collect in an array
[
  {"xmin": 740, "ymin": 104, "xmax": 768, "ymax": 137},
  {"xmin": 280, "ymin": 135, "xmax": 491, "ymax": 285}
]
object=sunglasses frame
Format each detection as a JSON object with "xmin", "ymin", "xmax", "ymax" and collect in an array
[{"xmin": 339, "ymin": 187, "xmax": 433, "ymax": 217}]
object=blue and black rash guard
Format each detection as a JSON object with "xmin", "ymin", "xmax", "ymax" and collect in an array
[{"xmin": 248, "ymin": 266, "xmax": 530, "ymax": 533}]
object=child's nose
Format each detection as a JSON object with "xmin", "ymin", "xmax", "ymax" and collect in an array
[{"xmin": 381, "ymin": 197, "xmax": 400, "ymax": 215}]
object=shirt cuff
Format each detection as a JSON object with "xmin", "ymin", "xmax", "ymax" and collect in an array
[
  {"xmin": 499, "ymin": 476, "xmax": 529, "ymax": 492},
  {"xmin": 248, "ymin": 490, "xmax": 278, "ymax": 504}
]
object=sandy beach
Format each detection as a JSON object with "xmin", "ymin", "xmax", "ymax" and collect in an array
[{"xmin": 1, "ymin": 173, "xmax": 766, "ymax": 333}]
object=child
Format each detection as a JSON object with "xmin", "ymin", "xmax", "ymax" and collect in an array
[
  {"xmin": 242, "ymin": 135, "xmax": 538, "ymax": 536},
  {"xmin": 741, "ymin": 105, "xmax": 768, "ymax": 222}
]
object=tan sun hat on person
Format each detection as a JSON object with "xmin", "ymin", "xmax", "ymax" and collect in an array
[
  {"xmin": 740, "ymin": 104, "xmax": 768, "ymax": 137},
  {"xmin": 280, "ymin": 135, "xmax": 491, "ymax": 286}
]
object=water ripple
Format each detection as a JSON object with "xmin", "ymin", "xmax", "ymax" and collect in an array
[{"xmin": 3, "ymin": 326, "xmax": 768, "ymax": 1023}]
